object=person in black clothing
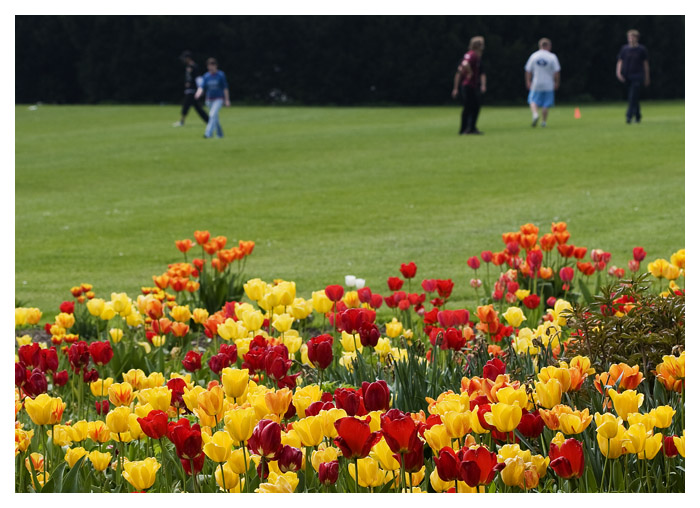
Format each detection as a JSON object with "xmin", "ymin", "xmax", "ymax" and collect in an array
[
  {"xmin": 173, "ymin": 51, "xmax": 209, "ymax": 127},
  {"xmin": 616, "ymin": 30, "xmax": 650, "ymax": 124},
  {"xmin": 451, "ymin": 36, "xmax": 487, "ymax": 135}
]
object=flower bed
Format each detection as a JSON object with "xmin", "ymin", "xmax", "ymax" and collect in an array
[{"xmin": 14, "ymin": 223, "xmax": 685, "ymax": 493}]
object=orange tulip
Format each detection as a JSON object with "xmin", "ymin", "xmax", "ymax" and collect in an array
[
  {"xmin": 175, "ymin": 239, "xmax": 194, "ymax": 253},
  {"xmin": 194, "ymin": 230, "xmax": 210, "ymax": 245},
  {"xmin": 594, "ymin": 363, "xmax": 644, "ymax": 394}
]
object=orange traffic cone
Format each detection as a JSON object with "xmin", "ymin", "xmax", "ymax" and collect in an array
[{"xmin": 574, "ymin": 107, "xmax": 581, "ymax": 119}]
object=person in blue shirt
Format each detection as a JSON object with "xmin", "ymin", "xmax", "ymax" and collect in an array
[
  {"xmin": 616, "ymin": 29, "xmax": 650, "ymax": 124},
  {"xmin": 195, "ymin": 57, "xmax": 230, "ymax": 138}
]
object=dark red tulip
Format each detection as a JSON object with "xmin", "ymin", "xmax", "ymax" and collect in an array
[
  {"xmin": 459, "ymin": 446, "xmax": 504, "ymax": 487},
  {"xmin": 208, "ymin": 353, "xmax": 230, "ymax": 375},
  {"xmin": 482, "ymin": 357, "xmax": 506, "ymax": 381},
  {"xmin": 481, "ymin": 251, "xmax": 494, "ymax": 263},
  {"xmin": 180, "ymin": 452, "xmax": 205, "ymax": 476},
  {"xmin": 39, "ymin": 347, "xmax": 59, "ymax": 373},
  {"xmin": 247, "ymin": 419, "xmax": 282, "ymax": 460},
  {"xmin": 361, "ymin": 380, "xmax": 390, "ymax": 412},
  {"xmin": 219, "ymin": 343, "xmax": 238, "ymax": 364},
  {"xmin": 137, "ymin": 410, "xmax": 169, "ymax": 440},
  {"xmin": 277, "ymin": 445, "xmax": 303, "ymax": 473},
  {"xmin": 333, "ymin": 416, "xmax": 381, "ymax": 460},
  {"xmin": 67, "ymin": 341, "xmax": 90, "ymax": 373},
  {"xmin": 324, "ymin": 285, "xmax": 344, "ymax": 302},
  {"xmin": 357, "ymin": 287, "xmax": 373, "ymax": 304},
  {"xmin": 358, "ymin": 322, "xmax": 380, "ymax": 347},
  {"xmin": 549, "ymin": 438, "xmax": 585, "ymax": 479},
  {"xmin": 394, "ymin": 436, "xmax": 424, "ymax": 473},
  {"xmin": 400, "ymin": 262, "xmax": 417, "ymax": 279},
  {"xmin": 307, "ymin": 334, "xmax": 334, "ymax": 370},
  {"xmin": 381, "ymin": 408, "xmax": 419, "ymax": 454},
  {"xmin": 96, "ymin": 399, "xmax": 110, "ymax": 415},
  {"xmin": 53, "ymin": 369, "xmax": 69, "ymax": 387},
  {"xmin": 434, "ymin": 447, "xmax": 461, "ymax": 482},
  {"xmin": 334, "ymin": 387, "xmax": 365, "ymax": 417},
  {"xmin": 167, "ymin": 378, "xmax": 187, "ymax": 410},
  {"xmin": 305, "ymin": 401, "xmax": 335, "ymax": 417},
  {"xmin": 265, "ymin": 349, "xmax": 292, "ymax": 380},
  {"xmin": 59, "ymin": 301, "xmax": 75, "ymax": 314},
  {"xmin": 82, "ymin": 368, "xmax": 99, "ymax": 383},
  {"xmin": 663, "ymin": 436, "xmax": 679, "ymax": 458},
  {"xmin": 527, "ymin": 249, "xmax": 543, "ymax": 272},
  {"xmin": 15, "ymin": 362, "xmax": 28, "ymax": 387},
  {"xmin": 18, "ymin": 343, "xmax": 42, "ymax": 369},
  {"xmin": 168, "ymin": 418, "xmax": 203, "ymax": 460},
  {"xmin": 24, "ymin": 368, "xmax": 48, "ymax": 397},
  {"xmin": 182, "ymin": 350, "xmax": 202, "ymax": 372},
  {"xmin": 319, "ymin": 460, "xmax": 339, "ymax": 485},
  {"xmin": 517, "ymin": 410, "xmax": 545, "ymax": 438},
  {"xmin": 88, "ymin": 340, "xmax": 114, "ymax": 366},
  {"xmin": 339, "ymin": 308, "xmax": 371, "ymax": 334}
]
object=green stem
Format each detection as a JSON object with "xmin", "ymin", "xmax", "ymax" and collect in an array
[
  {"xmin": 601, "ymin": 438, "xmax": 610, "ymax": 492},
  {"xmin": 354, "ymin": 457, "xmax": 359, "ymax": 493},
  {"xmin": 190, "ymin": 458, "xmax": 198, "ymax": 493},
  {"xmin": 219, "ymin": 462, "xmax": 227, "ymax": 492}
]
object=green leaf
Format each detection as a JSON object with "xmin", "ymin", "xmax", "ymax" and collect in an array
[
  {"xmin": 63, "ymin": 456, "xmax": 87, "ymax": 493},
  {"xmin": 578, "ymin": 278, "xmax": 594, "ymax": 304},
  {"xmin": 586, "ymin": 466, "xmax": 598, "ymax": 492},
  {"xmin": 43, "ymin": 461, "xmax": 66, "ymax": 493}
]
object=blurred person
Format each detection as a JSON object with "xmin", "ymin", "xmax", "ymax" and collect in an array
[
  {"xmin": 616, "ymin": 29, "xmax": 650, "ymax": 123},
  {"xmin": 195, "ymin": 57, "xmax": 230, "ymax": 138},
  {"xmin": 451, "ymin": 36, "xmax": 487, "ymax": 135},
  {"xmin": 524, "ymin": 38, "xmax": 561, "ymax": 127},
  {"xmin": 173, "ymin": 51, "xmax": 209, "ymax": 127}
]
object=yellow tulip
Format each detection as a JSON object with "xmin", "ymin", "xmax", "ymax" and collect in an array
[
  {"xmin": 558, "ymin": 411, "xmax": 593, "ymax": 435},
  {"xmin": 552, "ymin": 299, "xmax": 573, "ymax": 326},
  {"xmin": 423, "ymin": 424, "xmax": 452, "ymax": 451},
  {"xmin": 670, "ymin": 249, "xmax": 685, "ymax": 269},
  {"xmin": 25, "ymin": 452, "xmax": 45, "ymax": 473},
  {"xmin": 538, "ymin": 366, "xmax": 572, "ymax": 393},
  {"xmin": 282, "ymin": 331, "xmax": 303, "ymax": 354},
  {"xmin": 318, "ymin": 408, "xmax": 347, "ymax": 439},
  {"xmin": 15, "ymin": 307, "xmax": 28, "ymax": 326},
  {"xmin": 88, "ymin": 450, "xmax": 112, "ymax": 471},
  {"xmin": 673, "ymin": 430, "xmax": 685, "ymax": 457},
  {"xmin": 662, "ymin": 263, "xmax": 680, "ymax": 280},
  {"xmin": 16, "ymin": 334, "xmax": 33, "ymax": 347},
  {"xmin": 203, "ymin": 430, "xmax": 234, "ymax": 463},
  {"xmin": 638, "ymin": 433, "xmax": 663, "ymax": 460},
  {"xmin": 106, "ymin": 406, "xmax": 132, "ymax": 435},
  {"xmin": 227, "ymin": 447, "xmax": 253, "ymax": 475},
  {"xmin": 385, "ymin": 318, "xmax": 403, "ymax": 338},
  {"xmin": 627, "ymin": 412, "xmax": 656, "ymax": 433},
  {"xmin": 340, "ymin": 331, "xmax": 363, "ymax": 353},
  {"xmin": 311, "ymin": 290, "xmax": 333, "ymax": 314},
  {"xmin": 608, "ymin": 389, "xmax": 644, "ymax": 421},
  {"xmin": 497, "ymin": 443, "xmax": 526, "ymax": 463},
  {"xmin": 198, "ymin": 385, "xmax": 225, "ymax": 417},
  {"xmin": 265, "ymin": 388, "xmax": 293, "ymax": 418},
  {"xmin": 442, "ymin": 411, "xmax": 472, "ymax": 439},
  {"xmin": 622, "ymin": 423, "xmax": 647, "ymax": 454},
  {"xmin": 87, "ymin": 420, "xmax": 111, "ymax": 443},
  {"xmin": 221, "ymin": 368, "xmax": 250, "ymax": 400},
  {"xmin": 502, "ymin": 307, "xmax": 526, "ymax": 327},
  {"xmin": 122, "ymin": 369, "xmax": 147, "ymax": 390},
  {"xmin": 650, "ymin": 405, "xmax": 675, "ymax": 429},
  {"xmin": 294, "ymin": 415, "xmax": 325, "ymax": 447},
  {"xmin": 348, "ymin": 456, "xmax": 389, "ymax": 488},
  {"xmin": 272, "ymin": 313, "xmax": 295, "ymax": 333},
  {"xmin": 255, "ymin": 471, "xmax": 299, "ymax": 493},
  {"xmin": 90, "ymin": 378, "xmax": 114, "ymax": 397},
  {"xmin": 122, "ymin": 457, "xmax": 160, "ymax": 491},
  {"xmin": 24, "ymin": 393, "xmax": 65, "ymax": 426},
  {"xmin": 54, "ymin": 312, "xmax": 75, "ymax": 329},
  {"xmin": 530, "ymin": 454, "xmax": 550, "ymax": 478},
  {"xmin": 50, "ymin": 425, "xmax": 73, "ymax": 447},
  {"xmin": 515, "ymin": 289, "xmax": 531, "ymax": 301},
  {"xmin": 292, "ymin": 385, "xmax": 322, "ymax": 418},
  {"xmin": 170, "ymin": 305, "xmax": 191, "ymax": 322},
  {"xmin": 470, "ymin": 408, "xmax": 490, "ymax": 434},
  {"xmin": 137, "ymin": 386, "xmax": 172, "ymax": 412},
  {"xmin": 495, "ymin": 386, "xmax": 529, "ymax": 408},
  {"xmin": 647, "ymin": 258, "xmax": 669, "ymax": 278},
  {"xmin": 215, "ymin": 460, "xmax": 242, "ymax": 492},
  {"xmin": 484, "ymin": 402, "xmax": 523, "ymax": 433},
  {"xmin": 223, "ymin": 407, "xmax": 257, "ymax": 444},
  {"xmin": 370, "ymin": 437, "xmax": 401, "ymax": 471},
  {"xmin": 182, "ymin": 385, "xmax": 206, "ymax": 412},
  {"xmin": 551, "ymin": 431, "xmax": 566, "ymax": 448},
  {"xmin": 100, "ymin": 302, "xmax": 117, "ymax": 321},
  {"xmin": 289, "ymin": 298, "xmax": 313, "ymax": 320},
  {"xmin": 594, "ymin": 412, "xmax": 622, "ymax": 439},
  {"xmin": 501, "ymin": 456, "xmax": 526, "ymax": 488},
  {"xmin": 108, "ymin": 382, "xmax": 135, "ymax": 407},
  {"xmin": 535, "ymin": 378, "xmax": 563, "ymax": 409},
  {"xmin": 109, "ymin": 328, "xmax": 124, "ymax": 343},
  {"xmin": 126, "ymin": 311, "xmax": 144, "ymax": 328},
  {"xmin": 597, "ymin": 424, "xmax": 626, "ymax": 459},
  {"xmin": 64, "ymin": 446, "xmax": 89, "ymax": 468},
  {"xmin": 15, "ymin": 427, "xmax": 34, "ymax": 454},
  {"xmin": 67, "ymin": 420, "xmax": 89, "ymax": 443}
]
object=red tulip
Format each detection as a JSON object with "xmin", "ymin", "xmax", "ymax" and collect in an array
[
  {"xmin": 334, "ymin": 387, "xmax": 365, "ymax": 417},
  {"xmin": 482, "ymin": 357, "xmax": 506, "ymax": 381},
  {"xmin": 387, "ymin": 277, "xmax": 404, "ymax": 291},
  {"xmin": 434, "ymin": 447, "xmax": 461, "ymax": 482},
  {"xmin": 339, "ymin": 308, "xmax": 371, "ymax": 334},
  {"xmin": 559, "ymin": 266, "xmax": 574, "ymax": 282},
  {"xmin": 459, "ymin": 446, "xmax": 505, "ymax": 487},
  {"xmin": 319, "ymin": 460, "xmax": 339, "ymax": 485},
  {"xmin": 24, "ymin": 368, "xmax": 48, "ymax": 397},
  {"xmin": 67, "ymin": 341, "xmax": 90, "ymax": 372},
  {"xmin": 307, "ymin": 334, "xmax": 334, "ymax": 370},
  {"xmin": 59, "ymin": 301, "xmax": 75, "ymax": 314},
  {"xmin": 333, "ymin": 416, "xmax": 381, "ymax": 459},
  {"xmin": 421, "ymin": 279, "xmax": 437, "ymax": 293},
  {"xmin": 168, "ymin": 418, "xmax": 203, "ymax": 460},
  {"xmin": 467, "ymin": 256, "xmax": 481, "ymax": 270},
  {"xmin": 517, "ymin": 410, "xmax": 545, "ymax": 438},
  {"xmin": 324, "ymin": 285, "xmax": 344, "ymax": 302},
  {"xmin": 380, "ymin": 408, "xmax": 419, "ymax": 454},
  {"xmin": 247, "ymin": 419, "xmax": 282, "ymax": 460},
  {"xmin": 633, "ymin": 247, "xmax": 647, "ymax": 262},
  {"xmin": 208, "ymin": 353, "xmax": 230, "ymax": 375},
  {"xmin": 18, "ymin": 343, "xmax": 41, "ymax": 369},
  {"xmin": 357, "ymin": 287, "xmax": 373, "ymax": 304},
  {"xmin": 663, "ymin": 436, "xmax": 679, "ymax": 458},
  {"xmin": 305, "ymin": 401, "xmax": 335, "ymax": 417},
  {"xmin": 436, "ymin": 279, "xmax": 454, "ymax": 299},
  {"xmin": 400, "ymin": 262, "xmax": 417, "ymax": 279},
  {"xmin": 180, "ymin": 452, "xmax": 205, "ymax": 476},
  {"xmin": 182, "ymin": 350, "xmax": 202, "ymax": 372},
  {"xmin": 96, "ymin": 399, "xmax": 110, "ymax": 415},
  {"xmin": 523, "ymin": 294, "xmax": 541, "ymax": 310},
  {"xmin": 481, "ymin": 250, "xmax": 493, "ymax": 263},
  {"xmin": 557, "ymin": 244, "xmax": 575, "ymax": 258},
  {"xmin": 53, "ymin": 369, "xmax": 69, "ymax": 387},
  {"xmin": 369, "ymin": 293, "xmax": 383, "ymax": 309},
  {"xmin": 527, "ymin": 249, "xmax": 543, "ymax": 272},
  {"xmin": 576, "ymin": 261, "xmax": 596, "ymax": 276},
  {"xmin": 573, "ymin": 246, "xmax": 588, "ymax": 260},
  {"xmin": 358, "ymin": 322, "xmax": 380, "ymax": 347},
  {"xmin": 394, "ymin": 436, "xmax": 424, "ymax": 473},
  {"xmin": 137, "ymin": 410, "xmax": 169, "ymax": 440},
  {"xmin": 549, "ymin": 438, "xmax": 585, "ymax": 479},
  {"xmin": 361, "ymin": 380, "xmax": 390, "ymax": 412},
  {"xmin": 166, "ymin": 378, "xmax": 187, "ymax": 410},
  {"xmin": 88, "ymin": 340, "xmax": 114, "ymax": 366},
  {"xmin": 40, "ymin": 347, "xmax": 59, "ymax": 373}
]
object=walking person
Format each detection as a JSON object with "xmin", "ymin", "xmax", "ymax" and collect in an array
[
  {"xmin": 616, "ymin": 29, "xmax": 650, "ymax": 123},
  {"xmin": 195, "ymin": 57, "xmax": 230, "ymax": 138},
  {"xmin": 451, "ymin": 36, "xmax": 487, "ymax": 135},
  {"xmin": 173, "ymin": 51, "xmax": 209, "ymax": 127},
  {"xmin": 524, "ymin": 38, "xmax": 561, "ymax": 127}
]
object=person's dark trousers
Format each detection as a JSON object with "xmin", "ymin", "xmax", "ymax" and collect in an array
[
  {"xmin": 459, "ymin": 85, "xmax": 481, "ymax": 133},
  {"xmin": 626, "ymin": 78, "xmax": 643, "ymax": 122},
  {"xmin": 182, "ymin": 93, "xmax": 209, "ymax": 123}
]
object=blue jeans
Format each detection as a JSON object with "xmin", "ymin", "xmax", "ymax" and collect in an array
[{"xmin": 204, "ymin": 98, "xmax": 224, "ymax": 138}]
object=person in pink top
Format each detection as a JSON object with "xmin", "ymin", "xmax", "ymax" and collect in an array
[{"xmin": 451, "ymin": 36, "xmax": 487, "ymax": 135}]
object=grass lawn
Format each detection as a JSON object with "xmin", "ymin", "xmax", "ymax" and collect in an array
[{"xmin": 15, "ymin": 102, "xmax": 685, "ymax": 318}]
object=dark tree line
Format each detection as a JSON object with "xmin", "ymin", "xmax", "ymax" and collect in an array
[{"xmin": 16, "ymin": 15, "xmax": 684, "ymax": 105}]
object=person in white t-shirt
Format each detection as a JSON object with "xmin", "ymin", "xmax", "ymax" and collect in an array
[{"xmin": 524, "ymin": 38, "xmax": 561, "ymax": 127}]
